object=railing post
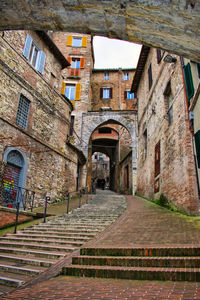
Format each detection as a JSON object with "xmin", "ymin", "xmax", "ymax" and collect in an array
[
  {"xmin": 66, "ymin": 192, "xmax": 70, "ymax": 214},
  {"xmin": 86, "ymin": 186, "xmax": 88, "ymax": 204},
  {"xmin": 14, "ymin": 201, "xmax": 20, "ymax": 234},
  {"xmin": 79, "ymin": 189, "xmax": 82, "ymax": 208},
  {"xmin": 31, "ymin": 191, "xmax": 35, "ymax": 212},
  {"xmin": 44, "ymin": 196, "xmax": 50, "ymax": 223}
]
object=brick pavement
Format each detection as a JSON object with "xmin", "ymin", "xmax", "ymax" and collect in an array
[
  {"xmin": 2, "ymin": 276, "xmax": 200, "ymax": 299},
  {"xmin": 2, "ymin": 191, "xmax": 200, "ymax": 299}
]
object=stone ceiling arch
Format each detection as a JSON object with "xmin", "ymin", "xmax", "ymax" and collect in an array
[
  {"xmin": 0, "ymin": 1, "xmax": 200, "ymax": 61},
  {"xmin": 81, "ymin": 111, "xmax": 137, "ymax": 157}
]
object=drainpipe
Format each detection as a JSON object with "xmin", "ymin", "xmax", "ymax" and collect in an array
[
  {"xmin": 180, "ymin": 57, "xmax": 200, "ymax": 198},
  {"xmin": 118, "ymin": 69, "xmax": 122, "ymax": 110}
]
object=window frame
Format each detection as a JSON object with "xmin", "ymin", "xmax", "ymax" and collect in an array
[
  {"xmin": 124, "ymin": 89, "xmax": 134, "ymax": 100},
  {"xmin": 16, "ymin": 94, "xmax": 30, "ymax": 129},
  {"xmin": 104, "ymin": 72, "xmax": 109, "ymax": 80},
  {"xmin": 123, "ymin": 72, "xmax": 129, "ymax": 80},
  {"xmin": 100, "ymin": 87, "xmax": 113, "ymax": 99},
  {"xmin": 65, "ymin": 84, "xmax": 76, "ymax": 100},
  {"xmin": 72, "ymin": 37, "xmax": 82, "ymax": 47}
]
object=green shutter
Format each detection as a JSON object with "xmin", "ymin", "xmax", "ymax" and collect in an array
[
  {"xmin": 195, "ymin": 130, "xmax": 200, "ymax": 168},
  {"xmin": 197, "ymin": 63, "xmax": 200, "ymax": 79},
  {"xmin": 183, "ymin": 63, "xmax": 194, "ymax": 103}
]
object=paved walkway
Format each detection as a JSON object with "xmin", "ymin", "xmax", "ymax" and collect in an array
[{"xmin": 2, "ymin": 191, "xmax": 200, "ymax": 300}]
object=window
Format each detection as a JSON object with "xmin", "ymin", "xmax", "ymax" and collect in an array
[
  {"xmin": 103, "ymin": 163, "xmax": 107, "ymax": 169},
  {"xmin": 148, "ymin": 64, "xmax": 153, "ymax": 90},
  {"xmin": 123, "ymin": 72, "xmax": 129, "ymax": 80},
  {"xmin": 143, "ymin": 129, "xmax": 147, "ymax": 159},
  {"xmin": 16, "ymin": 94, "xmax": 30, "ymax": 129},
  {"xmin": 104, "ymin": 72, "xmax": 109, "ymax": 80},
  {"xmin": 100, "ymin": 87, "xmax": 112, "ymax": 99},
  {"xmin": 124, "ymin": 90, "xmax": 134, "ymax": 99},
  {"xmin": 23, "ymin": 34, "xmax": 46, "ymax": 74},
  {"xmin": 155, "ymin": 141, "xmax": 160, "ymax": 177},
  {"xmin": 183, "ymin": 63, "xmax": 194, "ymax": 102},
  {"xmin": 67, "ymin": 36, "xmax": 87, "ymax": 47},
  {"xmin": 156, "ymin": 49, "xmax": 165, "ymax": 64},
  {"xmin": 61, "ymin": 82, "xmax": 81, "ymax": 100},
  {"xmin": 65, "ymin": 84, "xmax": 76, "ymax": 100},
  {"xmin": 164, "ymin": 80, "xmax": 173, "ymax": 125},
  {"xmin": 69, "ymin": 116, "xmax": 75, "ymax": 136},
  {"xmin": 71, "ymin": 58, "xmax": 80, "ymax": 69},
  {"xmin": 98, "ymin": 128, "xmax": 112, "ymax": 134}
]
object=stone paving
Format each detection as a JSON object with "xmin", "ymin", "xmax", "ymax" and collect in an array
[{"xmin": 1, "ymin": 190, "xmax": 200, "ymax": 300}]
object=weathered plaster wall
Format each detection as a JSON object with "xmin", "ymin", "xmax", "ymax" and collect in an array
[{"xmin": 0, "ymin": 1, "xmax": 200, "ymax": 62}]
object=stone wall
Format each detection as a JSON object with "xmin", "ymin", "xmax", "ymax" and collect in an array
[
  {"xmin": 119, "ymin": 151, "xmax": 132, "ymax": 194},
  {"xmin": 0, "ymin": 30, "xmax": 81, "ymax": 204},
  {"xmin": 136, "ymin": 48, "xmax": 199, "ymax": 214},
  {"xmin": 0, "ymin": 1, "xmax": 200, "ymax": 62}
]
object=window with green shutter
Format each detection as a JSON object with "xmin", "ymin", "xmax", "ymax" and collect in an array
[
  {"xmin": 194, "ymin": 130, "xmax": 200, "ymax": 168},
  {"xmin": 183, "ymin": 63, "xmax": 194, "ymax": 102}
]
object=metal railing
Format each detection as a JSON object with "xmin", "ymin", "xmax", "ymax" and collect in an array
[
  {"xmin": 0, "ymin": 186, "xmax": 35, "ymax": 211},
  {"xmin": 65, "ymin": 187, "xmax": 89, "ymax": 214}
]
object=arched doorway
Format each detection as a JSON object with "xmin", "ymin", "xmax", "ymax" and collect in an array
[{"xmin": 2, "ymin": 147, "xmax": 27, "ymax": 207}]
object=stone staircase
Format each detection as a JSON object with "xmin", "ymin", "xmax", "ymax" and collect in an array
[
  {"xmin": 62, "ymin": 247, "xmax": 200, "ymax": 281},
  {"xmin": 0, "ymin": 191, "xmax": 126, "ymax": 295}
]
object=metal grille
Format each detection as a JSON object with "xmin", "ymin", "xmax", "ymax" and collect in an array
[{"xmin": 16, "ymin": 94, "xmax": 30, "ymax": 129}]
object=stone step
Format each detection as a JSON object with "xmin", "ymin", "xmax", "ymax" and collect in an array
[
  {"xmin": 80, "ymin": 247, "xmax": 200, "ymax": 257},
  {"xmin": 34, "ymin": 224, "xmax": 105, "ymax": 230},
  {"xmin": 0, "ymin": 253, "xmax": 55, "ymax": 267},
  {"xmin": 17, "ymin": 231, "xmax": 96, "ymax": 238},
  {"xmin": 0, "ymin": 241, "xmax": 75, "ymax": 253},
  {"xmin": 0, "ymin": 276, "xmax": 24, "ymax": 288},
  {"xmin": 0, "ymin": 247, "xmax": 66, "ymax": 259},
  {"xmin": 27, "ymin": 227, "xmax": 100, "ymax": 233},
  {"xmin": 73, "ymin": 255, "xmax": 200, "ymax": 268},
  {"xmin": 62, "ymin": 264, "xmax": 200, "ymax": 281},
  {"xmin": 0, "ymin": 264, "xmax": 43, "ymax": 276},
  {"xmin": 47, "ymin": 222, "xmax": 112, "ymax": 227},
  {"xmin": 1, "ymin": 236, "xmax": 89, "ymax": 245}
]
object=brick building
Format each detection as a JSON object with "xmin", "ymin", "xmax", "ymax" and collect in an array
[
  {"xmin": 132, "ymin": 46, "xmax": 199, "ymax": 214},
  {"xmin": 0, "ymin": 30, "xmax": 85, "ymax": 207}
]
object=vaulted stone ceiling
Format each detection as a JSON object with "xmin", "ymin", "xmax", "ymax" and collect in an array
[{"xmin": 0, "ymin": 0, "xmax": 200, "ymax": 61}]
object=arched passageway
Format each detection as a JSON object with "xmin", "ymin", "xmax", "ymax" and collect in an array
[
  {"xmin": 0, "ymin": 1, "xmax": 200, "ymax": 61},
  {"xmin": 86, "ymin": 116, "xmax": 137, "ymax": 194}
]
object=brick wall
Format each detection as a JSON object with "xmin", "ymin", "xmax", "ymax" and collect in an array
[{"xmin": 136, "ymin": 48, "xmax": 199, "ymax": 214}]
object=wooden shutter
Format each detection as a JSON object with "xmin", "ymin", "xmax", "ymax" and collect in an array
[
  {"xmin": 195, "ymin": 130, "xmax": 200, "ymax": 168},
  {"xmin": 100, "ymin": 88, "xmax": 103, "ymax": 99},
  {"xmin": 82, "ymin": 37, "xmax": 87, "ymax": 47},
  {"xmin": 155, "ymin": 141, "xmax": 160, "ymax": 177},
  {"xmin": 67, "ymin": 56, "xmax": 72, "ymax": 68},
  {"xmin": 80, "ymin": 57, "xmax": 85, "ymax": 68},
  {"xmin": 110, "ymin": 88, "xmax": 113, "ymax": 99},
  {"xmin": 61, "ymin": 82, "xmax": 66, "ymax": 95},
  {"xmin": 183, "ymin": 63, "xmax": 194, "ymax": 102},
  {"xmin": 67, "ymin": 36, "xmax": 72, "ymax": 46},
  {"xmin": 23, "ymin": 34, "xmax": 32, "ymax": 60},
  {"xmin": 75, "ymin": 83, "xmax": 81, "ymax": 100},
  {"xmin": 36, "ymin": 51, "xmax": 46, "ymax": 74}
]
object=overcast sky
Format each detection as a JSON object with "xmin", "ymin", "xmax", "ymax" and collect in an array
[{"xmin": 93, "ymin": 36, "xmax": 142, "ymax": 69}]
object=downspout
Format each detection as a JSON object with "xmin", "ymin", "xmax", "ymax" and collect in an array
[{"xmin": 180, "ymin": 57, "xmax": 200, "ymax": 198}]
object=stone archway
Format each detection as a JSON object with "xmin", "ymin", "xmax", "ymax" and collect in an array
[
  {"xmin": 0, "ymin": 1, "xmax": 200, "ymax": 61},
  {"xmin": 81, "ymin": 111, "xmax": 137, "ymax": 193}
]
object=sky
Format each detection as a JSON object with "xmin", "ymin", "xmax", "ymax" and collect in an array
[{"xmin": 93, "ymin": 36, "xmax": 142, "ymax": 69}]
